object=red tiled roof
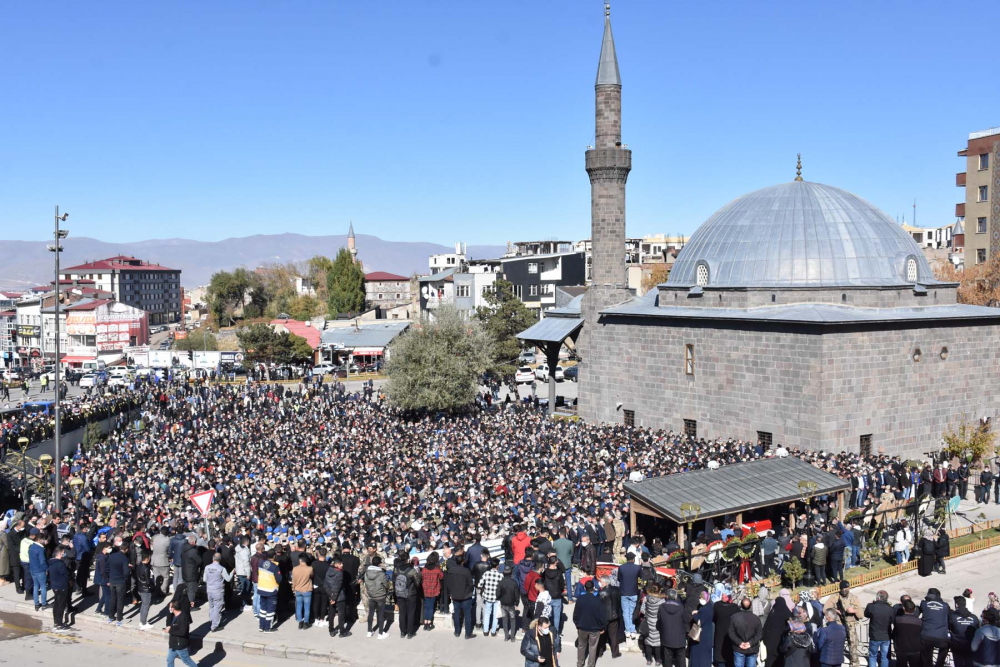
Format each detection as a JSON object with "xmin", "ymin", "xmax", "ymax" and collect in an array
[
  {"xmin": 365, "ymin": 271, "xmax": 409, "ymax": 282},
  {"xmin": 0, "ymin": 291, "xmax": 24, "ymax": 298},
  {"xmin": 30, "ymin": 285, "xmax": 51, "ymax": 292},
  {"xmin": 62, "ymin": 257, "xmax": 178, "ymax": 272},
  {"xmin": 76, "ymin": 287, "xmax": 113, "ymax": 295},
  {"xmin": 269, "ymin": 319, "xmax": 321, "ymax": 350},
  {"xmin": 0, "ymin": 311, "xmax": 15, "ymax": 317}
]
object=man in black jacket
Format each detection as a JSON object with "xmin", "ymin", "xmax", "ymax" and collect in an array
[
  {"xmin": 311, "ymin": 547, "xmax": 330, "ymax": 630},
  {"xmin": 597, "ymin": 574, "xmax": 623, "ymax": 659},
  {"xmin": 496, "ymin": 564, "xmax": 521, "ymax": 642},
  {"xmin": 445, "ymin": 558, "xmax": 476, "ymax": 639},
  {"xmin": 167, "ymin": 600, "xmax": 199, "ymax": 667},
  {"xmin": 949, "ymin": 596, "xmax": 980, "ymax": 667},
  {"xmin": 920, "ymin": 588, "xmax": 951, "ymax": 667},
  {"xmin": 865, "ymin": 590, "xmax": 894, "ymax": 667},
  {"xmin": 181, "ymin": 536, "xmax": 201, "ymax": 608},
  {"xmin": 658, "ymin": 588, "xmax": 691, "ymax": 667},
  {"xmin": 892, "ymin": 599, "xmax": 923, "ymax": 667},
  {"xmin": 324, "ymin": 556, "xmax": 350, "ymax": 638},
  {"xmin": 572, "ymin": 580, "xmax": 607, "ymax": 667},
  {"xmin": 340, "ymin": 543, "xmax": 361, "ymax": 624},
  {"xmin": 728, "ymin": 598, "xmax": 763, "ymax": 667}
]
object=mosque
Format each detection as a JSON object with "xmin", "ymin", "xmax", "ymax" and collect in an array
[{"xmin": 522, "ymin": 6, "xmax": 1000, "ymax": 457}]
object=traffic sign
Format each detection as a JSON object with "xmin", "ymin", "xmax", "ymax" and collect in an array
[{"xmin": 191, "ymin": 489, "xmax": 215, "ymax": 516}]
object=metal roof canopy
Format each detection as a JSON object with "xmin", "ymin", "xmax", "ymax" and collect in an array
[
  {"xmin": 624, "ymin": 457, "xmax": 850, "ymax": 523},
  {"xmin": 516, "ymin": 316, "xmax": 583, "ymax": 345}
]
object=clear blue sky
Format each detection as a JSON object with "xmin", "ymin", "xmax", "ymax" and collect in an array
[{"xmin": 1, "ymin": 1, "xmax": 996, "ymax": 244}]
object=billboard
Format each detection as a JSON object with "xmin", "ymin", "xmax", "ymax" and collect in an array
[
  {"xmin": 95, "ymin": 302, "xmax": 147, "ymax": 352},
  {"xmin": 65, "ymin": 312, "xmax": 97, "ymax": 336}
]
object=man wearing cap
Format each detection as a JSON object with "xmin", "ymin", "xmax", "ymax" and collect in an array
[{"xmin": 825, "ymin": 580, "xmax": 862, "ymax": 667}]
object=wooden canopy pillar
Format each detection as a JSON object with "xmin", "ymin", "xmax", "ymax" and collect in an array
[{"xmin": 837, "ymin": 490, "xmax": 845, "ymax": 521}]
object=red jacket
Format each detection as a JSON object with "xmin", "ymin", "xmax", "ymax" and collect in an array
[
  {"xmin": 421, "ymin": 565, "xmax": 443, "ymax": 597},
  {"xmin": 512, "ymin": 532, "xmax": 531, "ymax": 564},
  {"xmin": 525, "ymin": 570, "xmax": 541, "ymax": 602}
]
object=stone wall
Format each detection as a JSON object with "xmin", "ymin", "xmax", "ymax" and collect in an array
[
  {"xmin": 657, "ymin": 285, "xmax": 959, "ymax": 309},
  {"xmin": 577, "ymin": 314, "xmax": 1000, "ymax": 458}
]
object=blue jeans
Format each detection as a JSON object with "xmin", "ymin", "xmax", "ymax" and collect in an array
[
  {"xmin": 236, "ymin": 575, "xmax": 250, "ymax": 606},
  {"xmin": 166, "ymin": 647, "xmax": 199, "ymax": 667},
  {"xmin": 734, "ymin": 652, "xmax": 757, "ymax": 667},
  {"xmin": 97, "ymin": 583, "xmax": 110, "ymax": 615},
  {"xmin": 252, "ymin": 583, "xmax": 260, "ymax": 616},
  {"xmin": 31, "ymin": 572, "xmax": 47, "ymax": 607},
  {"xmin": 452, "ymin": 597, "xmax": 474, "ymax": 637},
  {"xmin": 423, "ymin": 596, "xmax": 437, "ymax": 621},
  {"xmin": 564, "ymin": 569, "xmax": 575, "ymax": 601},
  {"xmin": 295, "ymin": 591, "xmax": 312, "ymax": 623},
  {"xmin": 621, "ymin": 595, "xmax": 637, "ymax": 634},
  {"xmin": 482, "ymin": 599, "xmax": 500, "ymax": 634},
  {"xmin": 549, "ymin": 598, "xmax": 563, "ymax": 633},
  {"xmin": 868, "ymin": 639, "xmax": 890, "ymax": 667}
]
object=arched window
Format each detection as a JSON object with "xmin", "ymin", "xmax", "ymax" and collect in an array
[
  {"xmin": 906, "ymin": 258, "xmax": 917, "ymax": 283},
  {"xmin": 696, "ymin": 264, "xmax": 709, "ymax": 287}
]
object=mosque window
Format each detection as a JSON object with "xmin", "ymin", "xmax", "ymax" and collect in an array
[
  {"xmin": 940, "ymin": 347, "xmax": 949, "ymax": 360},
  {"xmin": 623, "ymin": 409, "xmax": 635, "ymax": 428},
  {"xmin": 696, "ymin": 264, "xmax": 709, "ymax": 287},
  {"xmin": 683, "ymin": 419, "xmax": 697, "ymax": 439},
  {"xmin": 685, "ymin": 344, "xmax": 695, "ymax": 375},
  {"xmin": 757, "ymin": 431, "xmax": 773, "ymax": 449},
  {"xmin": 912, "ymin": 348, "xmax": 922, "ymax": 363},
  {"xmin": 860, "ymin": 434, "xmax": 872, "ymax": 458},
  {"xmin": 906, "ymin": 258, "xmax": 917, "ymax": 283}
]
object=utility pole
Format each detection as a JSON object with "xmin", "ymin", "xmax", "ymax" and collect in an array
[{"xmin": 49, "ymin": 206, "xmax": 68, "ymax": 511}]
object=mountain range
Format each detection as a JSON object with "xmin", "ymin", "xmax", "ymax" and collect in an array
[{"xmin": 0, "ymin": 233, "xmax": 507, "ymax": 289}]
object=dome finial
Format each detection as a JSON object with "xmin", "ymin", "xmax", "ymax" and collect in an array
[
  {"xmin": 605, "ymin": 2, "xmax": 610, "ymax": 18},
  {"xmin": 794, "ymin": 153, "xmax": 803, "ymax": 181}
]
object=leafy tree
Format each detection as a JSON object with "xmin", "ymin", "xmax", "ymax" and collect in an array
[
  {"xmin": 286, "ymin": 333, "xmax": 316, "ymax": 364},
  {"xmin": 475, "ymin": 279, "xmax": 537, "ymax": 378},
  {"xmin": 236, "ymin": 323, "xmax": 315, "ymax": 371},
  {"xmin": 327, "ymin": 248, "xmax": 366, "ymax": 316},
  {"xmin": 206, "ymin": 268, "xmax": 263, "ymax": 325},
  {"xmin": 783, "ymin": 557, "xmax": 804, "ymax": 589},
  {"xmin": 641, "ymin": 264, "xmax": 671, "ymax": 295},
  {"xmin": 173, "ymin": 329, "xmax": 218, "ymax": 351},
  {"xmin": 942, "ymin": 414, "xmax": 996, "ymax": 465},
  {"xmin": 285, "ymin": 294, "xmax": 323, "ymax": 321},
  {"xmin": 308, "ymin": 255, "xmax": 336, "ymax": 304},
  {"xmin": 935, "ymin": 255, "xmax": 1000, "ymax": 307},
  {"xmin": 385, "ymin": 305, "xmax": 493, "ymax": 412}
]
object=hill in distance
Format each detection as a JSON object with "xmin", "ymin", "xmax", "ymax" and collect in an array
[{"xmin": 0, "ymin": 232, "xmax": 507, "ymax": 289}]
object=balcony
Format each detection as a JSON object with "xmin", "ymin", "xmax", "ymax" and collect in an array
[
  {"xmin": 956, "ymin": 172, "xmax": 966, "ymax": 187},
  {"xmin": 956, "ymin": 203, "xmax": 965, "ymax": 217}
]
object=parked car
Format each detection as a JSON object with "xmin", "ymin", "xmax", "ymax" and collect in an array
[
  {"xmin": 534, "ymin": 363, "xmax": 564, "ymax": 382},
  {"xmin": 514, "ymin": 366, "xmax": 534, "ymax": 384},
  {"xmin": 107, "ymin": 375, "xmax": 129, "ymax": 387},
  {"xmin": 78, "ymin": 373, "xmax": 101, "ymax": 388},
  {"xmin": 518, "ymin": 350, "xmax": 536, "ymax": 365},
  {"xmin": 312, "ymin": 364, "xmax": 335, "ymax": 376},
  {"xmin": 564, "ymin": 365, "xmax": 578, "ymax": 382}
]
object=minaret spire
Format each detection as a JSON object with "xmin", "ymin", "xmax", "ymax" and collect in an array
[
  {"xmin": 794, "ymin": 154, "xmax": 803, "ymax": 181},
  {"xmin": 596, "ymin": 3, "xmax": 621, "ymax": 87}
]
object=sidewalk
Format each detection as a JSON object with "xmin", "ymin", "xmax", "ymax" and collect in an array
[{"xmin": 0, "ymin": 582, "xmax": 608, "ymax": 666}]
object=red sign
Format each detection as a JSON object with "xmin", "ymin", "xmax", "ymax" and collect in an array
[{"xmin": 190, "ymin": 489, "xmax": 215, "ymax": 516}]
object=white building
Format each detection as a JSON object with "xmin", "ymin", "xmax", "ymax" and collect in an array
[{"xmin": 429, "ymin": 243, "xmax": 467, "ymax": 274}]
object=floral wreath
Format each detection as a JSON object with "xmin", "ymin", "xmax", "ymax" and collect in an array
[
  {"xmin": 738, "ymin": 532, "xmax": 759, "ymax": 560},
  {"xmin": 666, "ymin": 549, "xmax": 687, "ymax": 566},
  {"xmin": 704, "ymin": 540, "xmax": 724, "ymax": 564},
  {"xmin": 721, "ymin": 535, "xmax": 743, "ymax": 562}
]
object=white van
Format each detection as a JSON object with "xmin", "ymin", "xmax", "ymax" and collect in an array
[{"xmin": 80, "ymin": 360, "xmax": 107, "ymax": 375}]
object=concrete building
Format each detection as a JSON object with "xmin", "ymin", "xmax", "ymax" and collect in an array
[
  {"xmin": 576, "ymin": 235, "xmax": 688, "ymax": 283},
  {"xmin": 505, "ymin": 240, "xmax": 574, "ymax": 257},
  {"xmin": 500, "ymin": 252, "xmax": 586, "ymax": 311},
  {"xmin": 454, "ymin": 270, "xmax": 498, "ymax": 316},
  {"xmin": 62, "ymin": 299, "xmax": 150, "ymax": 368},
  {"xmin": 957, "ymin": 126, "xmax": 1000, "ymax": 266},
  {"xmin": 417, "ymin": 268, "xmax": 457, "ymax": 320},
  {"xmin": 430, "ymin": 243, "xmax": 467, "ymax": 274},
  {"xmin": 522, "ymin": 7, "xmax": 1000, "ymax": 458},
  {"xmin": 61, "ymin": 255, "xmax": 182, "ymax": 325}
]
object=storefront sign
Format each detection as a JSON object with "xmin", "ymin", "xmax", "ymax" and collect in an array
[{"xmin": 17, "ymin": 325, "xmax": 39, "ymax": 337}]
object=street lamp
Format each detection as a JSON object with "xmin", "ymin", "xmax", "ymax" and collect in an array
[
  {"xmin": 48, "ymin": 206, "xmax": 68, "ymax": 513},
  {"xmin": 797, "ymin": 480, "xmax": 818, "ymax": 504},
  {"xmin": 69, "ymin": 477, "xmax": 84, "ymax": 503},
  {"xmin": 679, "ymin": 501, "xmax": 702, "ymax": 570},
  {"xmin": 39, "ymin": 453, "xmax": 53, "ymax": 500},
  {"xmin": 17, "ymin": 437, "xmax": 29, "ymax": 509},
  {"xmin": 97, "ymin": 498, "xmax": 115, "ymax": 525}
]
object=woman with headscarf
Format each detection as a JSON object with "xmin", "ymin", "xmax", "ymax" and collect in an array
[
  {"xmin": 690, "ymin": 590, "xmax": 715, "ymax": 667},
  {"xmin": 796, "ymin": 590, "xmax": 822, "ymax": 632},
  {"xmin": 917, "ymin": 528, "xmax": 936, "ymax": 577},
  {"xmin": 762, "ymin": 588, "xmax": 794, "ymax": 667},
  {"xmin": 641, "ymin": 583, "xmax": 666, "ymax": 666},
  {"xmin": 780, "ymin": 618, "xmax": 814, "ymax": 667}
]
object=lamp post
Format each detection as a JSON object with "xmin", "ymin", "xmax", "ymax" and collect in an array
[
  {"xmin": 97, "ymin": 498, "xmax": 115, "ymax": 525},
  {"xmin": 17, "ymin": 437, "xmax": 29, "ymax": 509},
  {"xmin": 679, "ymin": 501, "xmax": 702, "ymax": 571},
  {"xmin": 39, "ymin": 453, "xmax": 53, "ymax": 502},
  {"xmin": 69, "ymin": 476, "xmax": 84, "ymax": 504},
  {"xmin": 797, "ymin": 479, "xmax": 818, "ymax": 527},
  {"xmin": 48, "ymin": 206, "xmax": 68, "ymax": 512}
]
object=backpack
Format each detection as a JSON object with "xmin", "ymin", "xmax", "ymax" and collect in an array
[{"xmin": 394, "ymin": 571, "xmax": 410, "ymax": 599}]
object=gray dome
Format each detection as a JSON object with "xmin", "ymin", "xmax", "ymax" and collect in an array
[{"xmin": 668, "ymin": 181, "xmax": 935, "ymax": 288}]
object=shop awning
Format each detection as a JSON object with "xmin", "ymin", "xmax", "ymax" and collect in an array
[
  {"xmin": 60, "ymin": 355, "xmax": 96, "ymax": 364},
  {"xmin": 350, "ymin": 347, "xmax": 384, "ymax": 356}
]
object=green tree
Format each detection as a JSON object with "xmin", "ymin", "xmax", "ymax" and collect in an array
[
  {"xmin": 327, "ymin": 248, "xmax": 366, "ymax": 316},
  {"xmin": 475, "ymin": 279, "xmax": 538, "ymax": 377},
  {"xmin": 206, "ymin": 268, "xmax": 262, "ymax": 325},
  {"xmin": 385, "ymin": 306, "xmax": 493, "ymax": 412},
  {"xmin": 285, "ymin": 294, "xmax": 323, "ymax": 321},
  {"xmin": 173, "ymin": 329, "xmax": 219, "ymax": 351},
  {"xmin": 236, "ymin": 324, "xmax": 315, "ymax": 370},
  {"xmin": 942, "ymin": 415, "xmax": 996, "ymax": 465},
  {"xmin": 286, "ymin": 333, "xmax": 316, "ymax": 364},
  {"xmin": 308, "ymin": 255, "xmax": 336, "ymax": 304}
]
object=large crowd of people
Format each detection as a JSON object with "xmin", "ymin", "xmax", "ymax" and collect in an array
[{"xmin": 0, "ymin": 376, "xmax": 996, "ymax": 667}]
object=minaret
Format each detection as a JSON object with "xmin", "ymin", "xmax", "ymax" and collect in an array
[
  {"xmin": 585, "ymin": 3, "xmax": 631, "ymax": 306},
  {"xmin": 347, "ymin": 221, "xmax": 357, "ymax": 264}
]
